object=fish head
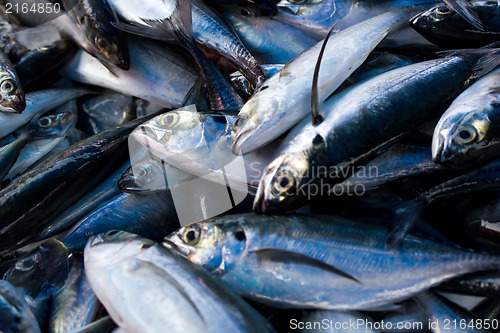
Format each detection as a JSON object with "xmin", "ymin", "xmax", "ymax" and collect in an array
[
  {"xmin": 253, "ymin": 151, "xmax": 310, "ymax": 212},
  {"xmin": 4, "ymin": 239, "xmax": 71, "ymax": 298},
  {"xmin": 165, "ymin": 219, "xmax": 247, "ymax": 273},
  {"xmin": 32, "ymin": 111, "xmax": 77, "ymax": 139},
  {"xmin": 432, "ymin": 109, "xmax": 496, "ymax": 167},
  {"xmin": 132, "ymin": 109, "xmax": 207, "ymax": 158},
  {"xmin": 84, "ymin": 231, "xmax": 157, "ymax": 268},
  {"xmin": 231, "ymin": 97, "xmax": 273, "ymax": 154},
  {"xmin": 0, "ymin": 73, "xmax": 25, "ymax": 114},
  {"xmin": 84, "ymin": 26, "xmax": 130, "ymax": 71}
]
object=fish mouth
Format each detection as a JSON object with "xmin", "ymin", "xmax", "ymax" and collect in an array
[
  {"xmin": 232, "ymin": 125, "xmax": 256, "ymax": 155},
  {"xmin": 0, "ymin": 94, "xmax": 26, "ymax": 114},
  {"xmin": 163, "ymin": 237, "xmax": 190, "ymax": 257}
]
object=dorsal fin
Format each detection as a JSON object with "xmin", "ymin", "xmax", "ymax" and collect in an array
[{"xmin": 311, "ymin": 25, "xmax": 335, "ymax": 126}]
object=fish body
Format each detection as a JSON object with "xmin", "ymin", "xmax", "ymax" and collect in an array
[
  {"xmin": 62, "ymin": 191, "xmax": 180, "ymax": 251},
  {"xmin": 84, "ymin": 231, "xmax": 275, "ymax": 333},
  {"xmin": 15, "ymin": 38, "xmax": 79, "ymax": 92},
  {"xmin": 224, "ymin": 12, "xmax": 318, "ymax": 64},
  {"xmin": 192, "ymin": 0, "xmax": 266, "ymax": 88},
  {"xmin": 232, "ymin": 9, "xmax": 415, "ymax": 155},
  {"xmin": 167, "ymin": 213, "xmax": 500, "ymax": 310},
  {"xmin": 62, "ymin": 37, "xmax": 197, "ymax": 108},
  {"xmin": 0, "ymin": 280, "xmax": 40, "ymax": 333},
  {"xmin": 0, "ymin": 88, "xmax": 87, "ymax": 139},
  {"xmin": 5, "ymin": 101, "xmax": 78, "ymax": 181},
  {"xmin": 0, "ymin": 113, "xmax": 158, "ymax": 253},
  {"xmin": 254, "ymin": 55, "xmax": 481, "ymax": 212}
]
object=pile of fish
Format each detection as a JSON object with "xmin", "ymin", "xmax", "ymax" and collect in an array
[{"xmin": 3, "ymin": 0, "xmax": 500, "ymax": 332}]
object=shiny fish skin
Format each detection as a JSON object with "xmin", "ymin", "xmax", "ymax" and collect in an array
[
  {"xmin": 254, "ymin": 55, "xmax": 481, "ymax": 213},
  {"xmin": 231, "ymin": 9, "xmax": 416, "ymax": 155},
  {"xmin": 62, "ymin": 37, "xmax": 197, "ymax": 109},
  {"xmin": 49, "ymin": 257, "xmax": 99, "ymax": 333},
  {"xmin": 432, "ymin": 67, "xmax": 500, "ymax": 168},
  {"xmin": 166, "ymin": 213, "xmax": 500, "ymax": 310},
  {"xmin": 84, "ymin": 231, "xmax": 276, "ymax": 333},
  {"xmin": 0, "ymin": 280, "xmax": 41, "ymax": 333},
  {"xmin": 0, "ymin": 89, "xmax": 88, "ymax": 140},
  {"xmin": 0, "ymin": 113, "xmax": 160, "ymax": 254},
  {"xmin": 192, "ymin": 0, "xmax": 266, "ymax": 89},
  {"xmin": 62, "ymin": 191, "xmax": 180, "ymax": 251}
]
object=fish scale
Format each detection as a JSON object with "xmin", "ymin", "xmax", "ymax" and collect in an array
[{"xmin": 167, "ymin": 214, "xmax": 500, "ymax": 310}]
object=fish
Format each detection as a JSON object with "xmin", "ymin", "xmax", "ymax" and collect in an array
[
  {"xmin": 34, "ymin": 161, "xmax": 129, "ymax": 243},
  {"xmin": 437, "ymin": 270, "xmax": 500, "ymax": 297},
  {"xmin": 274, "ymin": 0, "xmax": 356, "ymax": 39},
  {"xmin": 108, "ymin": 0, "xmax": 243, "ymax": 110},
  {"xmin": 0, "ymin": 88, "xmax": 88, "ymax": 139},
  {"xmin": 0, "ymin": 112, "xmax": 161, "ymax": 253},
  {"xmin": 0, "ymin": 49, "xmax": 25, "ymax": 114},
  {"xmin": 0, "ymin": 280, "xmax": 41, "ymax": 333},
  {"xmin": 231, "ymin": 9, "xmax": 416, "ymax": 155},
  {"xmin": 132, "ymin": 106, "xmax": 280, "ymax": 193},
  {"xmin": 79, "ymin": 92, "xmax": 135, "ymax": 135},
  {"xmin": 166, "ymin": 213, "xmax": 500, "ymax": 310},
  {"xmin": 411, "ymin": 3, "xmax": 500, "ymax": 48},
  {"xmin": 191, "ymin": 0, "xmax": 266, "ymax": 89},
  {"xmin": 84, "ymin": 231, "xmax": 275, "ymax": 332},
  {"xmin": 61, "ymin": 191, "xmax": 180, "ymax": 251},
  {"xmin": 230, "ymin": 64, "xmax": 284, "ymax": 98},
  {"xmin": 4, "ymin": 101, "xmax": 78, "ymax": 181},
  {"xmin": 62, "ymin": 36, "xmax": 198, "ymax": 109},
  {"xmin": 60, "ymin": 0, "xmax": 130, "ymax": 70},
  {"xmin": 14, "ymin": 38, "xmax": 79, "ymax": 92},
  {"xmin": 432, "ymin": 67, "xmax": 500, "ymax": 168},
  {"xmin": 49, "ymin": 256, "xmax": 99, "ymax": 333},
  {"xmin": 254, "ymin": 53, "xmax": 483, "ymax": 213},
  {"xmin": 71, "ymin": 317, "xmax": 117, "ymax": 333},
  {"xmin": 6, "ymin": 0, "xmax": 130, "ymax": 71},
  {"xmin": 0, "ymin": 14, "xmax": 28, "ymax": 62},
  {"xmin": 3, "ymin": 239, "xmax": 72, "ymax": 329},
  {"xmin": 223, "ymin": 12, "xmax": 318, "ymax": 64}
]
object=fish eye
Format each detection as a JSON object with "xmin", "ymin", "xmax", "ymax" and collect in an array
[
  {"xmin": 95, "ymin": 34, "xmax": 110, "ymax": 52},
  {"xmin": 233, "ymin": 114, "xmax": 247, "ymax": 131},
  {"xmin": 272, "ymin": 170, "xmax": 295, "ymax": 195},
  {"xmin": 454, "ymin": 125, "xmax": 477, "ymax": 144},
  {"xmin": 435, "ymin": 6, "xmax": 451, "ymax": 15},
  {"xmin": 160, "ymin": 112, "xmax": 180, "ymax": 127},
  {"xmin": 1, "ymin": 79, "xmax": 15, "ymax": 94},
  {"xmin": 37, "ymin": 117, "xmax": 52, "ymax": 128},
  {"xmin": 181, "ymin": 227, "xmax": 201, "ymax": 246}
]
